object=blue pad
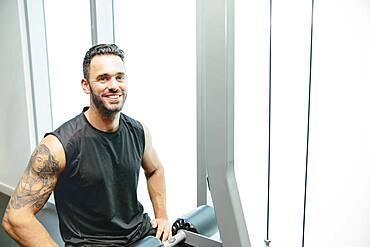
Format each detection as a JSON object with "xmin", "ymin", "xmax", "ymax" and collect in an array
[{"xmin": 131, "ymin": 236, "xmax": 163, "ymax": 247}]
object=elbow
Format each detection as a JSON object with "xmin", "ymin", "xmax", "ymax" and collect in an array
[
  {"xmin": 2, "ymin": 212, "xmax": 13, "ymax": 235},
  {"xmin": 145, "ymin": 166, "xmax": 164, "ymax": 179},
  {"xmin": 2, "ymin": 208, "xmax": 28, "ymax": 235}
]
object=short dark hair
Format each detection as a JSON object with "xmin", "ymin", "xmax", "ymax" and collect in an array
[{"xmin": 83, "ymin": 44, "xmax": 125, "ymax": 80}]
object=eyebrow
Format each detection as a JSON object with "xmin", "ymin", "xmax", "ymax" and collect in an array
[{"xmin": 95, "ymin": 72, "xmax": 125, "ymax": 80}]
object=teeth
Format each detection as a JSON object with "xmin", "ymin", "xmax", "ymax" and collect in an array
[{"xmin": 107, "ymin": 95, "xmax": 119, "ymax": 99}]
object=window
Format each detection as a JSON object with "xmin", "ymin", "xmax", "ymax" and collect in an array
[
  {"xmin": 235, "ymin": 0, "xmax": 315, "ymax": 245},
  {"xmin": 235, "ymin": 0, "xmax": 370, "ymax": 246},
  {"xmin": 114, "ymin": 0, "xmax": 196, "ymax": 221},
  {"xmin": 44, "ymin": 0, "xmax": 91, "ymax": 129}
]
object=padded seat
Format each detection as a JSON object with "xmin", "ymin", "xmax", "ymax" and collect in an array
[{"xmin": 131, "ymin": 236, "xmax": 163, "ymax": 247}]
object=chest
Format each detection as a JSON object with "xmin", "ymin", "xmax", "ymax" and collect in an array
[{"xmin": 68, "ymin": 131, "xmax": 143, "ymax": 188}]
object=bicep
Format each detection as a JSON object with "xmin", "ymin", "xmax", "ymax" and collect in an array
[
  {"xmin": 142, "ymin": 124, "xmax": 162, "ymax": 175},
  {"xmin": 8, "ymin": 135, "xmax": 65, "ymax": 214}
]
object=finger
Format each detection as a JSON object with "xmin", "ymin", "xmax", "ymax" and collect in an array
[
  {"xmin": 156, "ymin": 226, "xmax": 164, "ymax": 239},
  {"xmin": 161, "ymin": 227, "xmax": 170, "ymax": 241},
  {"xmin": 151, "ymin": 219, "xmax": 158, "ymax": 228},
  {"xmin": 168, "ymin": 226, "xmax": 172, "ymax": 239}
]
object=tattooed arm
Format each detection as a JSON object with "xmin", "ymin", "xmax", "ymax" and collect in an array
[{"xmin": 2, "ymin": 135, "xmax": 65, "ymax": 247}]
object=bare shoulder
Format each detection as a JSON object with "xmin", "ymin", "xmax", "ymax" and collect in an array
[
  {"xmin": 7, "ymin": 135, "xmax": 65, "ymax": 213},
  {"xmin": 141, "ymin": 123, "xmax": 164, "ymax": 174},
  {"xmin": 42, "ymin": 134, "xmax": 66, "ymax": 169},
  {"xmin": 142, "ymin": 123, "xmax": 152, "ymax": 152}
]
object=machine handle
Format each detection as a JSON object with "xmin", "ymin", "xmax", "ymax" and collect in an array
[{"xmin": 163, "ymin": 230, "xmax": 186, "ymax": 247}]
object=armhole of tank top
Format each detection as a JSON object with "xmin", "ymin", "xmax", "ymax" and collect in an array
[
  {"xmin": 137, "ymin": 120, "xmax": 146, "ymax": 156},
  {"xmin": 123, "ymin": 114, "xmax": 146, "ymax": 155},
  {"xmin": 47, "ymin": 133, "xmax": 69, "ymax": 170}
]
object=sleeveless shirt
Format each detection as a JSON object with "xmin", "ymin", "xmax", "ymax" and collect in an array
[{"xmin": 46, "ymin": 107, "xmax": 151, "ymax": 246}]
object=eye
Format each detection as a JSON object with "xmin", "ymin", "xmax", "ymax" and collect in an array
[
  {"xmin": 98, "ymin": 75, "xmax": 110, "ymax": 83},
  {"xmin": 116, "ymin": 74, "xmax": 126, "ymax": 82}
]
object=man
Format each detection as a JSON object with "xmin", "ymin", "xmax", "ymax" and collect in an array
[{"xmin": 2, "ymin": 44, "xmax": 171, "ymax": 246}]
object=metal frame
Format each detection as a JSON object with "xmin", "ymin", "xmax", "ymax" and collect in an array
[
  {"xmin": 196, "ymin": 0, "xmax": 208, "ymax": 206},
  {"xmin": 197, "ymin": 0, "xmax": 251, "ymax": 246},
  {"xmin": 23, "ymin": 0, "xmax": 53, "ymax": 143},
  {"xmin": 181, "ymin": 230, "xmax": 222, "ymax": 247},
  {"xmin": 90, "ymin": 0, "xmax": 115, "ymax": 45}
]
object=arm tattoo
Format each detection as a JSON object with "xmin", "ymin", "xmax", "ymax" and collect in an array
[{"xmin": 9, "ymin": 144, "xmax": 60, "ymax": 210}]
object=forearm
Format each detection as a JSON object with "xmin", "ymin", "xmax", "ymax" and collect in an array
[
  {"xmin": 2, "ymin": 211, "xmax": 58, "ymax": 247},
  {"xmin": 146, "ymin": 167, "xmax": 168, "ymax": 219},
  {"xmin": 142, "ymin": 126, "xmax": 171, "ymax": 240}
]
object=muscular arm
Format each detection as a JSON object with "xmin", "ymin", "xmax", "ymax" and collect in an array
[
  {"xmin": 2, "ymin": 135, "xmax": 65, "ymax": 247},
  {"xmin": 141, "ymin": 125, "xmax": 171, "ymax": 241}
]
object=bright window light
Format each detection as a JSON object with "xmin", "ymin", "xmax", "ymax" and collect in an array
[
  {"xmin": 114, "ymin": 0, "xmax": 196, "ymax": 222},
  {"xmin": 44, "ymin": 0, "xmax": 91, "ymax": 129}
]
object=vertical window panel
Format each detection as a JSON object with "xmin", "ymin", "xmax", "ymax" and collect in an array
[
  {"xmin": 268, "ymin": 0, "xmax": 312, "ymax": 246},
  {"xmin": 305, "ymin": 0, "xmax": 370, "ymax": 246},
  {"xmin": 236, "ymin": 0, "xmax": 370, "ymax": 246},
  {"xmin": 235, "ymin": 0, "xmax": 269, "ymax": 245},
  {"xmin": 114, "ymin": 0, "xmax": 196, "ymax": 221},
  {"xmin": 44, "ymin": 0, "xmax": 91, "ymax": 129},
  {"xmin": 235, "ymin": 0, "xmax": 312, "ymax": 245}
]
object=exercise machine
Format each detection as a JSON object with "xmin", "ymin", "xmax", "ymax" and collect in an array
[{"xmin": 133, "ymin": 205, "xmax": 220, "ymax": 247}]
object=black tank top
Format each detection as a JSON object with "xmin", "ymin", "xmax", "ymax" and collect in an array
[{"xmin": 46, "ymin": 108, "xmax": 151, "ymax": 246}]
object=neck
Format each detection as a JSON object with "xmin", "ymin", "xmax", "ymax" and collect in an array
[{"xmin": 84, "ymin": 106, "xmax": 120, "ymax": 132}]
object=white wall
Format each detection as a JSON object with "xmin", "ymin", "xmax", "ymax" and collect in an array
[{"xmin": 0, "ymin": 0, "xmax": 35, "ymax": 194}]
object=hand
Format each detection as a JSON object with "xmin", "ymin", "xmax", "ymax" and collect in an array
[{"xmin": 151, "ymin": 218, "xmax": 172, "ymax": 241}]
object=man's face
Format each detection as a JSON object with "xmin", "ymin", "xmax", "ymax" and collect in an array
[{"xmin": 88, "ymin": 55, "xmax": 127, "ymax": 116}]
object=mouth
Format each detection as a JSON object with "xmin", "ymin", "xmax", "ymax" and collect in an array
[
  {"xmin": 103, "ymin": 93, "xmax": 123, "ymax": 102},
  {"xmin": 106, "ymin": 94, "xmax": 121, "ymax": 99}
]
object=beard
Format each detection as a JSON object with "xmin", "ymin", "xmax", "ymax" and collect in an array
[{"xmin": 91, "ymin": 89, "xmax": 127, "ymax": 118}]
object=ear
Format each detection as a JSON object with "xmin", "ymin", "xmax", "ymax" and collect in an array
[{"xmin": 81, "ymin": 79, "xmax": 91, "ymax": 94}]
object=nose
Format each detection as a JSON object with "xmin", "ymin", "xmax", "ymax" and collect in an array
[{"xmin": 107, "ymin": 78, "xmax": 119, "ymax": 91}]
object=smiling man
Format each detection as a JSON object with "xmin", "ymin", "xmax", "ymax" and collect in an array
[{"xmin": 2, "ymin": 44, "xmax": 171, "ymax": 246}]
